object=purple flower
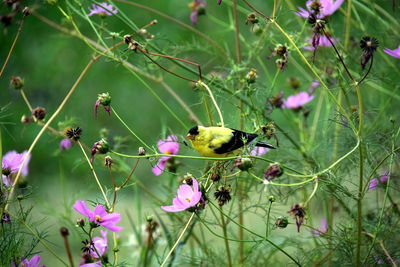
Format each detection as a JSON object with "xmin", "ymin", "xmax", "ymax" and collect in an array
[
  {"xmin": 295, "ymin": 0, "xmax": 344, "ymax": 18},
  {"xmin": 282, "ymin": 92, "xmax": 314, "ymax": 109},
  {"xmin": 384, "ymin": 46, "xmax": 400, "ymax": 59},
  {"xmin": 2, "ymin": 150, "xmax": 31, "ymax": 187},
  {"xmin": 161, "ymin": 178, "xmax": 202, "ymax": 212},
  {"xmin": 80, "ymin": 263, "xmax": 102, "ymax": 267},
  {"xmin": 369, "ymin": 178, "xmax": 379, "ymax": 190},
  {"xmin": 217, "ymin": 0, "xmax": 222, "ymax": 4},
  {"xmin": 18, "ymin": 255, "xmax": 45, "ymax": 267},
  {"xmin": 152, "ymin": 135, "xmax": 179, "ymax": 176},
  {"xmin": 73, "ymin": 200, "xmax": 122, "ymax": 232},
  {"xmin": 60, "ymin": 139, "xmax": 72, "ymax": 151},
  {"xmin": 188, "ymin": 0, "xmax": 206, "ymax": 25},
  {"xmin": 311, "ymin": 218, "xmax": 328, "ymax": 236},
  {"xmin": 369, "ymin": 170, "xmax": 390, "ymax": 191},
  {"xmin": 90, "ymin": 230, "xmax": 108, "ymax": 258},
  {"xmin": 304, "ymin": 35, "xmax": 336, "ymax": 50},
  {"xmin": 250, "ymin": 146, "xmax": 270, "ymax": 156},
  {"xmin": 88, "ymin": 2, "xmax": 118, "ymax": 17}
]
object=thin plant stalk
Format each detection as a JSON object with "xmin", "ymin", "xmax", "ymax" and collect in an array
[
  {"xmin": 220, "ymin": 208, "xmax": 233, "ymax": 267},
  {"xmin": 0, "ymin": 16, "xmax": 26, "ymax": 78},
  {"xmin": 160, "ymin": 213, "xmax": 196, "ymax": 267}
]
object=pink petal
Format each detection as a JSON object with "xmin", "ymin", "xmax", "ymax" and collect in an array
[
  {"xmin": 73, "ymin": 200, "xmax": 93, "ymax": 218},
  {"xmin": 157, "ymin": 135, "xmax": 179, "ymax": 154},
  {"xmin": 320, "ymin": 218, "xmax": 328, "ymax": 232},
  {"xmin": 295, "ymin": 7, "xmax": 310, "ymax": 18},
  {"xmin": 101, "ymin": 223, "xmax": 122, "ymax": 232},
  {"xmin": 161, "ymin": 204, "xmax": 187, "ymax": 212},
  {"xmin": 369, "ymin": 178, "xmax": 379, "ymax": 190},
  {"xmin": 384, "ymin": 47, "xmax": 400, "ymax": 59},
  {"xmin": 29, "ymin": 254, "xmax": 41, "ymax": 265},
  {"xmin": 177, "ymin": 184, "xmax": 194, "ymax": 200},
  {"xmin": 152, "ymin": 157, "xmax": 169, "ymax": 176},
  {"xmin": 190, "ymin": 191, "xmax": 202, "ymax": 207},
  {"xmin": 192, "ymin": 178, "xmax": 199, "ymax": 193},
  {"xmin": 93, "ymin": 205, "xmax": 108, "ymax": 219},
  {"xmin": 102, "ymin": 212, "xmax": 121, "ymax": 224}
]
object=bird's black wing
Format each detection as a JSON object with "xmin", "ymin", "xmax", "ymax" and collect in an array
[{"xmin": 214, "ymin": 129, "xmax": 258, "ymax": 154}]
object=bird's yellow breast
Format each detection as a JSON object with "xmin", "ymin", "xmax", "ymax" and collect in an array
[{"xmin": 189, "ymin": 127, "xmax": 239, "ymax": 157}]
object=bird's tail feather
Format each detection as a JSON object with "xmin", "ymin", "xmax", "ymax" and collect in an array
[{"xmin": 255, "ymin": 142, "xmax": 276, "ymax": 149}]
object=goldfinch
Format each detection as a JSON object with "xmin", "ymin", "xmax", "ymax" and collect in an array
[{"xmin": 185, "ymin": 126, "xmax": 275, "ymax": 157}]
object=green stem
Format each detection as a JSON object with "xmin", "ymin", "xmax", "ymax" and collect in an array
[
  {"xmin": 220, "ymin": 209, "xmax": 233, "ymax": 267},
  {"xmin": 356, "ymin": 145, "xmax": 364, "ymax": 267},
  {"xmin": 211, "ymin": 201, "xmax": 301, "ymax": 266},
  {"xmin": 111, "ymin": 107, "xmax": 153, "ymax": 151}
]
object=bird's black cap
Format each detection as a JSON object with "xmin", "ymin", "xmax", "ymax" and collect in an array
[{"xmin": 188, "ymin": 126, "xmax": 199, "ymax": 135}]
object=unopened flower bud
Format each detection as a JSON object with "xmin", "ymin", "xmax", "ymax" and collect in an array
[
  {"xmin": 275, "ymin": 216, "xmax": 289, "ymax": 228},
  {"xmin": 274, "ymin": 44, "xmax": 287, "ymax": 57},
  {"xmin": 245, "ymin": 69, "xmax": 257, "ymax": 84},
  {"xmin": 105, "ymin": 156, "xmax": 113, "ymax": 167},
  {"xmin": 261, "ymin": 122, "xmax": 276, "ymax": 139},
  {"xmin": 210, "ymin": 172, "xmax": 221, "ymax": 182},
  {"xmin": 184, "ymin": 173, "xmax": 194, "ymax": 185},
  {"xmin": 268, "ymin": 195, "xmax": 276, "ymax": 202},
  {"xmin": 264, "ymin": 163, "xmax": 283, "ymax": 181},
  {"xmin": 245, "ymin": 13, "xmax": 258, "ymax": 24},
  {"xmin": 137, "ymin": 28, "xmax": 148, "ymax": 35},
  {"xmin": 138, "ymin": 147, "xmax": 146, "ymax": 156},
  {"xmin": 21, "ymin": 115, "xmax": 32, "ymax": 124},
  {"xmin": 17, "ymin": 194, "xmax": 24, "ymax": 200},
  {"xmin": 146, "ymin": 215, "xmax": 154, "ymax": 222},
  {"xmin": 60, "ymin": 227, "xmax": 69, "ymax": 237},
  {"xmin": 234, "ymin": 157, "xmax": 253, "ymax": 171},
  {"xmin": 76, "ymin": 218, "xmax": 85, "ymax": 227},
  {"xmin": 22, "ymin": 7, "xmax": 30, "ymax": 16},
  {"xmin": 10, "ymin": 76, "xmax": 24, "ymax": 90},
  {"xmin": 91, "ymin": 139, "xmax": 110, "ymax": 163},
  {"xmin": 32, "ymin": 107, "xmax": 46, "ymax": 120}
]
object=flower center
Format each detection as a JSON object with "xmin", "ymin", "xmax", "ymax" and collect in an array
[
  {"xmin": 185, "ymin": 198, "xmax": 191, "ymax": 203},
  {"xmin": 165, "ymin": 150, "xmax": 172, "ymax": 155},
  {"xmin": 95, "ymin": 215, "xmax": 102, "ymax": 223},
  {"xmin": 2, "ymin": 168, "xmax": 11, "ymax": 176}
]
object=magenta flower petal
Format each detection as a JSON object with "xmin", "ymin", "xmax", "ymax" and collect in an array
[
  {"xmin": 250, "ymin": 147, "xmax": 269, "ymax": 156},
  {"xmin": 60, "ymin": 139, "xmax": 72, "ymax": 151},
  {"xmin": 73, "ymin": 200, "xmax": 93, "ymax": 218},
  {"xmin": 161, "ymin": 178, "xmax": 203, "ymax": 213},
  {"xmin": 282, "ymin": 92, "xmax": 314, "ymax": 109},
  {"xmin": 311, "ymin": 218, "xmax": 328, "ymax": 236},
  {"xmin": 296, "ymin": 0, "xmax": 344, "ymax": 18},
  {"xmin": 73, "ymin": 200, "xmax": 122, "ymax": 232},
  {"xmin": 295, "ymin": 7, "xmax": 310, "ymax": 18},
  {"xmin": 18, "ymin": 254, "xmax": 44, "ymax": 267},
  {"xmin": 369, "ymin": 178, "xmax": 379, "ymax": 191},
  {"xmin": 384, "ymin": 46, "xmax": 400, "ymax": 59},
  {"xmin": 157, "ymin": 135, "xmax": 179, "ymax": 154},
  {"xmin": 80, "ymin": 262, "xmax": 102, "ymax": 267},
  {"xmin": 152, "ymin": 157, "xmax": 169, "ymax": 176},
  {"xmin": 2, "ymin": 150, "xmax": 31, "ymax": 177},
  {"xmin": 88, "ymin": 2, "xmax": 118, "ymax": 17},
  {"xmin": 190, "ymin": 11, "xmax": 198, "ymax": 25},
  {"xmin": 90, "ymin": 230, "xmax": 108, "ymax": 258}
]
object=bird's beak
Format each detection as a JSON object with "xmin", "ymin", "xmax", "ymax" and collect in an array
[{"xmin": 185, "ymin": 134, "xmax": 194, "ymax": 140}]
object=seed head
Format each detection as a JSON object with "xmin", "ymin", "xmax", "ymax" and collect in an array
[
  {"xmin": 32, "ymin": 107, "xmax": 46, "ymax": 120},
  {"xmin": 66, "ymin": 127, "xmax": 82, "ymax": 141},
  {"xmin": 214, "ymin": 185, "xmax": 232, "ymax": 206},
  {"xmin": 10, "ymin": 76, "xmax": 24, "ymax": 90}
]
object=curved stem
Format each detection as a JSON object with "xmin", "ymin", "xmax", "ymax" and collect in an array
[
  {"xmin": 197, "ymin": 81, "xmax": 225, "ymax": 127},
  {"xmin": 160, "ymin": 213, "xmax": 196, "ymax": 267},
  {"xmin": 77, "ymin": 141, "xmax": 110, "ymax": 208},
  {"xmin": 0, "ymin": 16, "xmax": 26, "ymax": 78},
  {"xmin": 3, "ymin": 51, "xmax": 108, "ymax": 212}
]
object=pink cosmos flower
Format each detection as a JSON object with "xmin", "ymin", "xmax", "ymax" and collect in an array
[
  {"xmin": 18, "ymin": 255, "xmax": 45, "ymax": 267},
  {"xmin": 250, "ymin": 146, "xmax": 270, "ymax": 156},
  {"xmin": 73, "ymin": 200, "xmax": 122, "ymax": 232},
  {"xmin": 2, "ymin": 150, "xmax": 31, "ymax": 187},
  {"xmin": 304, "ymin": 35, "xmax": 336, "ymax": 50},
  {"xmin": 295, "ymin": 0, "xmax": 344, "ymax": 18},
  {"xmin": 90, "ymin": 230, "xmax": 108, "ymax": 258},
  {"xmin": 152, "ymin": 135, "xmax": 179, "ymax": 176},
  {"xmin": 311, "ymin": 218, "xmax": 328, "ymax": 236},
  {"xmin": 384, "ymin": 46, "xmax": 400, "ymax": 59},
  {"xmin": 282, "ymin": 92, "xmax": 314, "ymax": 109},
  {"xmin": 369, "ymin": 170, "xmax": 390, "ymax": 191},
  {"xmin": 88, "ymin": 2, "xmax": 118, "ymax": 17},
  {"xmin": 161, "ymin": 178, "xmax": 202, "ymax": 212},
  {"xmin": 80, "ymin": 263, "xmax": 102, "ymax": 267},
  {"xmin": 60, "ymin": 139, "xmax": 72, "ymax": 151}
]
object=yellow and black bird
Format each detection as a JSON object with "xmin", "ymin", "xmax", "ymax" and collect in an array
[{"xmin": 185, "ymin": 126, "xmax": 275, "ymax": 157}]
